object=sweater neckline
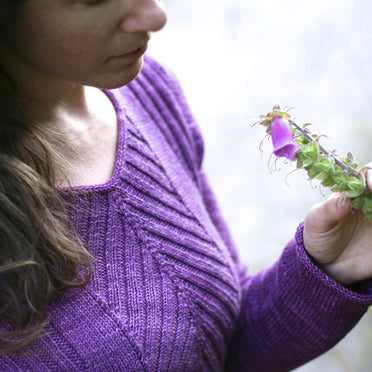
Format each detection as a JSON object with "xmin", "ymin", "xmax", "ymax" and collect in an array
[{"xmin": 57, "ymin": 89, "xmax": 124, "ymax": 194}]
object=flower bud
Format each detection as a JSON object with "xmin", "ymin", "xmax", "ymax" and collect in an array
[{"xmin": 271, "ymin": 115, "xmax": 300, "ymax": 161}]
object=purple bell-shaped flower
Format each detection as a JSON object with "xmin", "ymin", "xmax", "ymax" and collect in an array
[{"xmin": 271, "ymin": 115, "xmax": 300, "ymax": 161}]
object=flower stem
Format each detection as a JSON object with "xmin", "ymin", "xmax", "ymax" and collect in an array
[{"xmin": 289, "ymin": 120, "xmax": 362, "ymax": 180}]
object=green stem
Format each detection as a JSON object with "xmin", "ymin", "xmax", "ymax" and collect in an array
[{"xmin": 289, "ymin": 120, "xmax": 362, "ymax": 180}]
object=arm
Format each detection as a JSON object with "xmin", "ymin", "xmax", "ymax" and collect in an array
[
  {"xmin": 225, "ymin": 223, "xmax": 372, "ymax": 371},
  {"xmin": 199, "ymin": 171, "xmax": 372, "ymax": 371}
]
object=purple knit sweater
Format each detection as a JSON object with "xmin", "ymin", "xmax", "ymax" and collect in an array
[{"xmin": 1, "ymin": 56, "xmax": 372, "ymax": 372}]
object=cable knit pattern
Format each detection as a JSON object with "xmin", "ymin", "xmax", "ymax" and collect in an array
[{"xmin": 1, "ymin": 56, "xmax": 372, "ymax": 371}]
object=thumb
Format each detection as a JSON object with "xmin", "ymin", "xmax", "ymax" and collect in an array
[
  {"xmin": 304, "ymin": 193, "xmax": 352, "ymax": 263},
  {"xmin": 307, "ymin": 193, "xmax": 351, "ymax": 231}
]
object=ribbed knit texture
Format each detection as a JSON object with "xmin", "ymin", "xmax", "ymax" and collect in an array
[{"xmin": 1, "ymin": 56, "xmax": 372, "ymax": 371}]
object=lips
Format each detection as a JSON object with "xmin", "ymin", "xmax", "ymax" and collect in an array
[{"xmin": 114, "ymin": 43, "xmax": 148, "ymax": 60}]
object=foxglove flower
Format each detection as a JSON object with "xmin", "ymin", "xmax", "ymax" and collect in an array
[{"xmin": 270, "ymin": 115, "xmax": 300, "ymax": 161}]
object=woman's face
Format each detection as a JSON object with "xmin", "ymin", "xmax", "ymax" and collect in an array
[{"xmin": 3, "ymin": 0, "xmax": 167, "ymax": 89}]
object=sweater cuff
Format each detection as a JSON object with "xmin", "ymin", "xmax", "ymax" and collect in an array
[{"xmin": 294, "ymin": 221, "xmax": 372, "ymax": 307}]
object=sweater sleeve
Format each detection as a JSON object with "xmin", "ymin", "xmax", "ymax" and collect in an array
[{"xmin": 225, "ymin": 223, "xmax": 372, "ymax": 371}]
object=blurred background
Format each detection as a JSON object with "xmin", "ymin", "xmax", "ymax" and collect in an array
[{"xmin": 149, "ymin": 0, "xmax": 372, "ymax": 370}]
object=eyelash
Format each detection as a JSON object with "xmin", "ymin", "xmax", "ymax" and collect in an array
[{"xmin": 84, "ymin": 0, "xmax": 107, "ymax": 5}]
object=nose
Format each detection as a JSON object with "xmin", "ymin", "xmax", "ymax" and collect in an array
[{"xmin": 120, "ymin": 0, "xmax": 167, "ymax": 33}]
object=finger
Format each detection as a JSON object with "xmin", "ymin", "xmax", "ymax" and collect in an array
[
  {"xmin": 360, "ymin": 162, "xmax": 372, "ymax": 192},
  {"xmin": 366, "ymin": 167, "xmax": 372, "ymax": 193},
  {"xmin": 323, "ymin": 193, "xmax": 351, "ymax": 222}
]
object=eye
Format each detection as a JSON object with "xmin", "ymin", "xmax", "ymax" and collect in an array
[{"xmin": 83, "ymin": 0, "xmax": 107, "ymax": 5}]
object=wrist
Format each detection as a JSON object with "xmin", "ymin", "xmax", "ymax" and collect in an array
[{"xmin": 304, "ymin": 250, "xmax": 353, "ymax": 286}]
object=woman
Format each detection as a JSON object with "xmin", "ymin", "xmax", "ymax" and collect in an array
[{"xmin": 0, "ymin": 0, "xmax": 371, "ymax": 371}]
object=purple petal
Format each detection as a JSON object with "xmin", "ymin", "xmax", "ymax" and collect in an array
[{"xmin": 271, "ymin": 115, "xmax": 300, "ymax": 161}]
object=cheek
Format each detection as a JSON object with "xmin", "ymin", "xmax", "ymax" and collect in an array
[
  {"xmin": 13, "ymin": 9, "xmax": 105, "ymax": 69},
  {"xmin": 15, "ymin": 24, "xmax": 104, "ymax": 74}
]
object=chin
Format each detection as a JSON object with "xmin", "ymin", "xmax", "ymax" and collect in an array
[{"xmin": 93, "ymin": 58, "xmax": 144, "ymax": 90}]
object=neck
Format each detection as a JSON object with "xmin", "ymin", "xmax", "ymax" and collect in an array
[
  {"xmin": 20, "ymin": 85, "xmax": 118, "ymax": 188},
  {"xmin": 1, "ymin": 38, "xmax": 91, "ymax": 129},
  {"xmin": 21, "ymin": 84, "xmax": 88, "ymax": 125}
]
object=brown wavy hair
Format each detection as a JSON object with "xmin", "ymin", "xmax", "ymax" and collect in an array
[{"xmin": 0, "ymin": 0, "xmax": 93, "ymax": 353}]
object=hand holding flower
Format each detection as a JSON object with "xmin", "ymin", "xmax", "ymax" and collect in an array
[{"xmin": 303, "ymin": 172, "xmax": 372, "ymax": 285}]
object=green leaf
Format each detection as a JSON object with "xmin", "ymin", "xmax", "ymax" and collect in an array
[
  {"xmin": 321, "ymin": 175, "xmax": 336, "ymax": 187},
  {"xmin": 304, "ymin": 164, "xmax": 319, "ymax": 179},
  {"xmin": 314, "ymin": 157, "xmax": 334, "ymax": 180},
  {"xmin": 346, "ymin": 175, "xmax": 365, "ymax": 190},
  {"xmin": 300, "ymin": 141, "xmax": 319, "ymax": 158},
  {"xmin": 352, "ymin": 194, "xmax": 372, "ymax": 220},
  {"xmin": 345, "ymin": 188, "xmax": 365, "ymax": 198}
]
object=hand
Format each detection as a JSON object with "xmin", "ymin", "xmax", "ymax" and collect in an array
[{"xmin": 303, "ymin": 168, "xmax": 372, "ymax": 286}]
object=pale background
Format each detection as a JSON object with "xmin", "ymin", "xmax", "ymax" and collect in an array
[{"xmin": 149, "ymin": 0, "xmax": 372, "ymax": 370}]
